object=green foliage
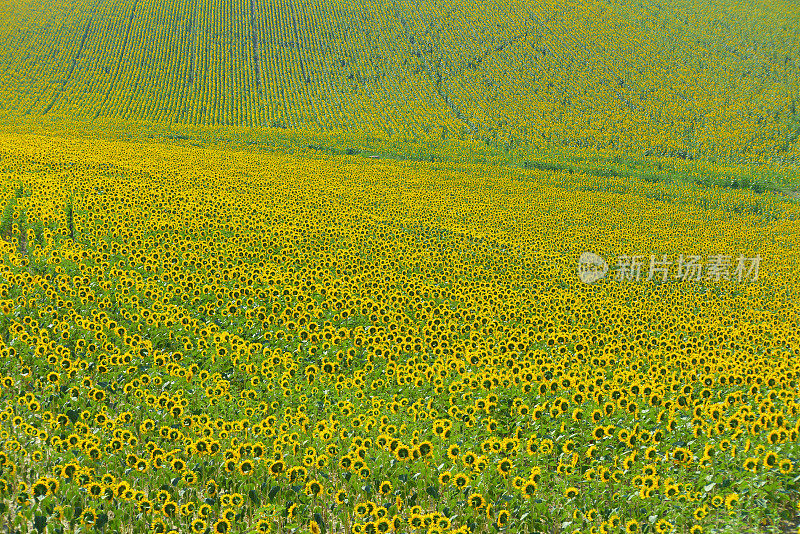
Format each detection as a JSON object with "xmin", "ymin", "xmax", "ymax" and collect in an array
[{"xmin": 0, "ymin": 183, "xmax": 23, "ymax": 240}]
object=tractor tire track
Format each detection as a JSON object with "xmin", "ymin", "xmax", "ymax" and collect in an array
[
  {"xmin": 43, "ymin": 1, "xmax": 98, "ymax": 114},
  {"xmin": 249, "ymin": 0, "xmax": 264, "ymax": 96},
  {"xmin": 397, "ymin": 14, "xmax": 477, "ymax": 135},
  {"xmin": 288, "ymin": 0, "xmax": 309, "ymax": 84},
  {"xmin": 527, "ymin": 7, "xmax": 640, "ymax": 115},
  {"xmin": 187, "ymin": 0, "xmax": 197, "ymax": 87}
]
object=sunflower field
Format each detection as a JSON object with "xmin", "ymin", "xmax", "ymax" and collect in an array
[
  {"xmin": 0, "ymin": 0, "xmax": 799, "ymax": 161},
  {"xmin": 0, "ymin": 130, "xmax": 797, "ymax": 534}
]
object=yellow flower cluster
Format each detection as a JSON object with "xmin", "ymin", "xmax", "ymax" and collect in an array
[{"xmin": 0, "ymin": 132, "xmax": 797, "ymax": 534}]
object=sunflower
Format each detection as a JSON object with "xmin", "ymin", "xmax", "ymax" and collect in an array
[
  {"xmin": 743, "ymin": 457, "xmax": 759, "ymax": 472},
  {"xmin": 269, "ymin": 460, "xmax": 285, "ymax": 476},
  {"xmin": 564, "ymin": 487, "xmax": 579, "ymax": 498},
  {"xmin": 462, "ymin": 451, "xmax": 477, "ymax": 467},
  {"xmin": 447, "ymin": 445, "xmax": 461, "ymax": 462},
  {"xmin": 522, "ymin": 480, "xmax": 537, "ymax": 499},
  {"xmin": 88, "ymin": 482, "xmax": 103, "ymax": 498},
  {"xmin": 655, "ymin": 519, "xmax": 672, "ymax": 533},
  {"xmin": 664, "ymin": 484, "xmax": 679, "ymax": 498},
  {"xmin": 305, "ymin": 479, "xmax": 323, "ymax": 497},
  {"xmin": 622, "ymin": 454, "xmax": 636, "ymax": 471},
  {"xmin": 763, "ymin": 451, "xmax": 778, "ymax": 468},
  {"xmin": 693, "ymin": 505, "xmax": 708, "ymax": 521},
  {"xmin": 497, "ymin": 458, "xmax": 512, "ymax": 476},
  {"xmin": 239, "ymin": 459, "xmax": 254, "ymax": 476},
  {"xmin": 765, "ymin": 428, "xmax": 781, "ymax": 445},
  {"xmin": 81, "ymin": 507, "xmax": 98, "ymax": 528},
  {"xmin": 625, "ymin": 519, "xmax": 639, "ymax": 533},
  {"xmin": 418, "ymin": 441, "xmax": 433, "ymax": 458},
  {"xmin": 672, "ymin": 447, "xmax": 691, "ymax": 464},
  {"xmin": 163, "ymin": 501, "xmax": 177, "ymax": 517},
  {"xmin": 497, "ymin": 509, "xmax": 510, "ymax": 527},
  {"xmin": 150, "ymin": 519, "xmax": 167, "ymax": 533},
  {"xmin": 137, "ymin": 498, "xmax": 153, "ymax": 514},
  {"xmin": 468, "ymin": 493, "xmax": 485, "ymax": 509},
  {"xmin": 171, "ymin": 458, "xmax": 186, "ymax": 472},
  {"xmin": 213, "ymin": 519, "xmax": 230, "ymax": 533},
  {"xmin": 355, "ymin": 502, "xmax": 373, "ymax": 519},
  {"xmin": 395, "ymin": 445, "xmax": 411, "ymax": 461},
  {"xmin": 453, "ymin": 473, "xmax": 470, "ymax": 489},
  {"xmin": 46, "ymin": 478, "xmax": 60, "ymax": 495}
]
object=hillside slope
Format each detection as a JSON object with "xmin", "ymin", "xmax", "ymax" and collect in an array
[{"xmin": 0, "ymin": 0, "xmax": 798, "ymax": 161}]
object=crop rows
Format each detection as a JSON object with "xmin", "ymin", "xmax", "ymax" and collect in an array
[{"xmin": 0, "ymin": 0, "xmax": 798, "ymax": 161}]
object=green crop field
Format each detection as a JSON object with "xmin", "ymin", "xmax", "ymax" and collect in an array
[{"xmin": 1, "ymin": 0, "xmax": 800, "ymax": 162}]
